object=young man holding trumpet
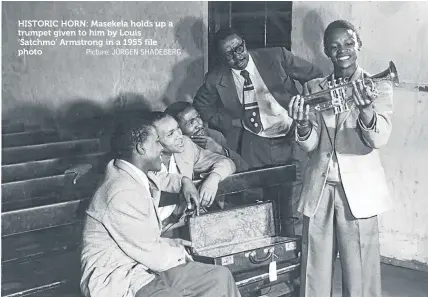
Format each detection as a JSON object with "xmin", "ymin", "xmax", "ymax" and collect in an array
[{"xmin": 288, "ymin": 20, "xmax": 394, "ymax": 297}]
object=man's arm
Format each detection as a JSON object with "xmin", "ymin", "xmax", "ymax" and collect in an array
[
  {"xmin": 357, "ymin": 81, "xmax": 394, "ymax": 148},
  {"xmin": 192, "ymin": 130, "xmax": 249, "ymax": 172},
  {"xmin": 191, "ymin": 138, "xmax": 236, "ymax": 180},
  {"xmin": 280, "ymin": 47, "xmax": 324, "ymax": 86},
  {"xmin": 148, "ymin": 171, "xmax": 200, "ymax": 213},
  {"xmin": 103, "ymin": 190, "xmax": 187, "ymax": 272},
  {"xmin": 193, "ymin": 76, "xmax": 238, "ymax": 134},
  {"xmin": 148, "ymin": 170, "xmax": 182, "ymax": 193}
]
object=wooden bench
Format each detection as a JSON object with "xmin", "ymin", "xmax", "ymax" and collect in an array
[
  {"xmin": 2, "ymin": 129, "xmax": 60, "ymax": 148},
  {"xmin": 2, "ymin": 123, "xmax": 25, "ymax": 134},
  {"xmin": 2, "ymin": 139, "xmax": 101, "ymax": 165},
  {"xmin": 1, "ymin": 165, "xmax": 298, "ymax": 297},
  {"xmin": 1, "ymin": 152, "xmax": 109, "ymax": 183}
]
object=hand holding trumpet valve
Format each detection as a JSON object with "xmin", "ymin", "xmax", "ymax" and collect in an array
[{"xmin": 288, "ymin": 94, "xmax": 311, "ymax": 136}]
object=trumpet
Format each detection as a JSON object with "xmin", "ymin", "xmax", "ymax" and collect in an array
[{"xmin": 304, "ymin": 61, "xmax": 399, "ymax": 115}]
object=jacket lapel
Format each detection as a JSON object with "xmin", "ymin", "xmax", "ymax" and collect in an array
[
  {"xmin": 318, "ymin": 75, "xmax": 336, "ymax": 145},
  {"xmin": 216, "ymin": 67, "xmax": 243, "ymax": 118},
  {"xmin": 114, "ymin": 159, "xmax": 162, "ymax": 229}
]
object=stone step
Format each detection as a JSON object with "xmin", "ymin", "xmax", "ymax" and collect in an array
[
  {"xmin": 1, "ymin": 152, "xmax": 109, "ymax": 183},
  {"xmin": 2, "ymin": 130, "xmax": 59, "ymax": 148},
  {"xmin": 2, "ymin": 139, "xmax": 100, "ymax": 165}
]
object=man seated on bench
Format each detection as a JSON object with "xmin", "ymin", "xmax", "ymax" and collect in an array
[
  {"xmin": 165, "ymin": 101, "xmax": 249, "ymax": 173},
  {"xmin": 148, "ymin": 111, "xmax": 236, "ymax": 224},
  {"xmin": 80, "ymin": 115, "xmax": 241, "ymax": 297}
]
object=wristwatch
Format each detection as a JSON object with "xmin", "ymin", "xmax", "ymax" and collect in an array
[
  {"xmin": 222, "ymin": 146, "xmax": 230, "ymax": 158},
  {"xmin": 296, "ymin": 121, "xmax": 310, "ymax": 129}
]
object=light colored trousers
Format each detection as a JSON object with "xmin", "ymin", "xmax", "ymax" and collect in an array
[
  {"xmin": 136, "ymin": 261, "xmax": 241, "ymax": 297},
  {"xmin": 299, "ymin": 183, "xmax": 381, "ymax": 297}
]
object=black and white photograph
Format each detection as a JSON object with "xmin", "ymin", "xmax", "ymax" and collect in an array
[{"xmin": 1, "ymin": 1, "xmax": 427, "ymax": 297}]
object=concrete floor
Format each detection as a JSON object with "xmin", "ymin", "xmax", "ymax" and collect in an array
[{"xmin": 332, "ymin": 261, "xmax": 428, "ymax": 297}]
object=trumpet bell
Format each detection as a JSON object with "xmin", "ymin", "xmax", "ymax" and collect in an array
[{"xmin": 370, "ymin": 61, "xmax": 399, "ymax": 87}]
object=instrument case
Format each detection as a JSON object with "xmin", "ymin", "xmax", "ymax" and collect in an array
[{"xmin": 188, "ymin": 201, "xmax": 301, "ymax": 296}]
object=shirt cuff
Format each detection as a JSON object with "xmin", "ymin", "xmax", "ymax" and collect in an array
[
  {"xmin": 358, "ymin": 111, "xmax": 377, "ymax": 131},
  {"xmin": 296, "ymin": 126, "xmax": 312, "ymax": 142}
]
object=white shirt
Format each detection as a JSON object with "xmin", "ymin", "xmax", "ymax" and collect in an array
[
  {"xmin": 157, "ymin": 154, "xmax": 179, "ymax": 221},
  {"xmin": 231, "ymin": 54, "xmax": 294, "ymax": 138}
]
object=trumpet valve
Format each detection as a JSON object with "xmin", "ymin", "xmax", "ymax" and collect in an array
[{"xmin": 338, "ymin": 78, "xmax": 343, "ymax": 85}]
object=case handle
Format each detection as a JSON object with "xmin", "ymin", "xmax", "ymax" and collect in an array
[{"xmin": 247, "ymin": 248, "xmax": 274, "ymax": 264}]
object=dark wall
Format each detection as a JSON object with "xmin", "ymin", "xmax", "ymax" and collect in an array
[{"xmin": 2, "ymin": 1, "xmax": 207, "ymax": 131}]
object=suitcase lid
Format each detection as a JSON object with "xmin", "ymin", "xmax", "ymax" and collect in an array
[{"xmin": 189, "ymin": 201, "xmax": 276, "ymax": 251}]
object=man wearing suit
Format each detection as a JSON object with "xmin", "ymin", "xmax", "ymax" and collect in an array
[
  {"xmin": 289, "ymin": 20, "xmax": 394, "ymax": 297},
  {"xmin": 80, "ymin": 116, "xmax": 241, "ymax": 297},
  {"xmin": 148, "ymin": 111, "xmax": 236, "ymax": 222},
  {"xmin": 165, "ymin": 101, "xmax": 249, "ymax": 173},
  {"xmin": 193, "ymin": 27, "xmax": 323, "ymax": 168},
  {"xmin": 193, "ymin": 28, "xmax": 323, "ymax": 235}
]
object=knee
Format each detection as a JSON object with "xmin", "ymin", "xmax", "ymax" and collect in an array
[{"xmin": 211, "ymin": 266, "xmax": 235, "ymax": 284}]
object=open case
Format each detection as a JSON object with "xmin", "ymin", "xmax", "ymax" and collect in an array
[{"xmin": 188, "ymin": 201, "xmax": 301, "ymax": 296}]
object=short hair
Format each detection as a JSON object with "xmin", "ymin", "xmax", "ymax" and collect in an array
[
  {"xmin": 214, "ymin": 27, "xmax": 243, "ymax": 51},
  {"xmin": 323, "ymin": 20, "xmax": 362, "ymax": 52},
  {"xmin": 164, "ymin": 101, "xmax": 192, "ymax": 121},
  {"xmin": 145, "ymin": 111, "xmax": 170, "ymax": 126},
  {"xmin": 110, "ymin": 113, "xmax": 153, "ymax": 158}
]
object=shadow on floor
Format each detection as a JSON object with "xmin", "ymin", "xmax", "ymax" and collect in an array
[{"xmin": 333, "ymin": 260, "xmax": 428, "ymax": 297}]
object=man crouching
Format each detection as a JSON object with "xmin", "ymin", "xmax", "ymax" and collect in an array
[{"xmin": 80, "ymin": 115, "xmax": 241, "ymax": 297}]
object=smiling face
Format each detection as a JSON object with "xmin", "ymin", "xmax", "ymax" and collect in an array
[
  {"xmin": 177, "ymin": 106, "xmax": 206, "ymax": 137},
  {"xmin": 139, "ymin": 126, "xmax": 163, "ymax": 172},
  {"xmin": 152, "ymin": 115, "xmax": 185, "ymax": 154},
  {"xmin": 324, "ymin": 27, "xmax": 360, "ymax": 75},
  {"xmin": 218, "ymin": 34, "xmax": 249, "ymax": 70}
]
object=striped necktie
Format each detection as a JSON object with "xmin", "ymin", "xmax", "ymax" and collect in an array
[{"xmin": 240, "ymin": 70, "xmax": 263, "ymax": 134}]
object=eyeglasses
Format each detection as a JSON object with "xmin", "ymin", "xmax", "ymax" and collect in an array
[{"xmin": 223, "ymin": 39, "xmax": 245, "ymax": 61}]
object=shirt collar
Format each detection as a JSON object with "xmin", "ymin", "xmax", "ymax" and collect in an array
[
  {"xmin": 168, "ymin": 154, "xmax": 177, "ymax": 172},
  {"xmin": 160, "ymin": 154, "xmax": 177, "ymax": 173},
  {"xmin": 231, "ymin": 53, "xmax": 255, "ymax": 77},
  {"xmin": 115, "ymin": 159, "xmax": 150, "ymax": 192}
]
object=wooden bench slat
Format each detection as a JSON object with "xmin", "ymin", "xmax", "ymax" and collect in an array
[
  {"xmin": 2, "ymin": 223, "xmax": 82, "ymax": 264},
  {"xmin": 24, "ymin": 282, "xmax": 82, "ymax": 297},
  {"xmin": 2, "ymin": 139, "xmax": 100, "ymax": 165},
  {"xmin": 2, "ymin": 194, "xmax": 69, "ymax": 213},
  {"xmin": 2, "ymin": 123, "xmax": 25, "ymax": 134},
  {"xmin": 1, "ymin": 199, "xmax": 88, "ymax": 236},
  {"xmin": 2, "ymin": 174, "xmax": 75, "ymax": 204},
  {"xmin": 2, "ymin": 130, "xmax": 59, "ymax": 148},
  {"xmin": 1, "ymin": 172, "xmax": 101, "ymax": 204},
  {"xmin": 1, "ymin": 249, "xmax": 80, "ymax": 297},
  {"xmin": 1, "ymin": 152, "xmax": 109, "ymax": 183}
]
